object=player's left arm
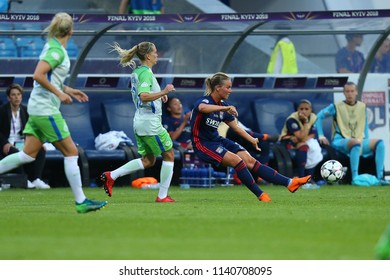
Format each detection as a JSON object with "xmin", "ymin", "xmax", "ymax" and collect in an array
[
  {"xmin": 228, "ymin": 119, "xmax": 260, "ymax": 151},
  {"xmin": 364, "ymin": 110, "xmax": 369, "ymax": 138}
]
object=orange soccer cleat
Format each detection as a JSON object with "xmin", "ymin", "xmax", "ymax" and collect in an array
[
  {"xmin": 288, "ymin": 175, "xmax": 311, "ymax": 193},
  {"xmin": 259, "ymin": 192, "xmax": 272, "ymax": 202}
]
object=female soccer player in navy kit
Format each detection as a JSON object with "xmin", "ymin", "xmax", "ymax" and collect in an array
[{"xmin": 190, "ymin": 72, "xmax": 311, "ymax": 202}]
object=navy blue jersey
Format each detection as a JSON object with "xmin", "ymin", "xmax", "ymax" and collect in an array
[
  {"xmin": 286, "ymin": 118, "xmax": 317, "ymax": 136},
  {"xmin": 335, "ymin": 47, "xmax": 365, "ymax": 73},
  {"xmin": 162, "ymin": 115, "xmax": 191, "ymax": 145},
  {"xmin": 190, "ymin": 95, "xmax": 235, "ymax": 146}
]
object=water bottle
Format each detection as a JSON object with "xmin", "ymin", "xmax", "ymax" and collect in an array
[
  {"xmin": 200, "ymin": 167, "xmax": 208, "ymax": 187},
  {"xmin": 180, "ymin": 167, "xmax": 190, "ymax": 189},
  {"xmin": 180, "ymin": 183, "xmax": 190, "ymax": 189},
  {"xmin": 181, "ymin": 168, "xmax": 188, "ymax": 184},
  {"xmin": 301, "ymin": 183, "xmax": 320, "ymax": 189},
  {"xmin": 194, "ymin": 168, "xmax": 200, "ymax": 187},
  {"xmin": 187, "ymin": 168, "xmax": 195, "ymax": 186},
  {"xmin": 141, "ymin": 183, "xmax": 160, "ymax": 189},
  {"xmin": 225, "ymin": 167, "xmax": 234, "ymax": 186},
  {"xmin": 207, "ymin": 166, "xmax": 215, "ymax": 187}
]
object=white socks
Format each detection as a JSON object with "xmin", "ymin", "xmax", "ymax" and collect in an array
[
  {"xmin": 111, "ymin": 158, "xmax": 144, "ymax": 180},
  {"xmin": 158, "ymin": 161, "xmax": 174, "ymax": 198},
  {"xmin": 64, "ymin": 156, "xmax": 86, "ymax": 203},
  {"xmin": 0, "ymin": 151, "xmax": 34, "ymax": 174}
]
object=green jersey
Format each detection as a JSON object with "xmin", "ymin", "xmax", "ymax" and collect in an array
[
  {"xmin": 27, "ymin": 38, "xmax": 69, "ymax": 116},
  {"xmin": 131, "ymin": 66, "xmax": 164, "ymax": 136}
]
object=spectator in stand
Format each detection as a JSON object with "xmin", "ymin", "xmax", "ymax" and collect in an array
[
  {"xmin": 336, "ymin": 34, "xmax": 365, "ymax": 73},
  {"xmin": 163, "ymin": 96, "xmax": 192, "ymax": 151},
  {"xmin": 0, "ymin": 83, "xmax": 50, "ymax": 189},
  {"xmin": 280, "ymin": 99, "xmax": 323, "ymax": 187},
  {"xmin": 370, "ymin": 38, "xmax": 390, "ymax": 73},
  {"xmin": 119, "ymin": 0, "xmax": 169, "ymax": 56},
  {"xmin": 119, "ymin": 0, "xmax": 164, "ymax": 14},
  {"xmin": 267, "ymin": 22, "xmax": 298, "ymax": 74}
]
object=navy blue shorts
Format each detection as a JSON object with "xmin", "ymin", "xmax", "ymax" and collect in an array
[{"xmin": 193, "ymin": 138, "xmax": 245, "ymax": 167}]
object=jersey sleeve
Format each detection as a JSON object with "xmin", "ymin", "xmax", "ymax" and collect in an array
[
  {"xmin": 41, "ymin": 46, "xmax": 65, "ymax": 69},
  {"xmin": 286, "ymin": 118, "xmax": 301, "ymax": 134},
  {"xmin": 315, "ymin": 103, "xmax": 335, "ymax": 137},
  {"xmin": 137, "ymin": 70, "xmax": 153, "ymax": 94},
  {"xmin": 163, "ymin": 116, "xmax": 175, "ymax": 132}
]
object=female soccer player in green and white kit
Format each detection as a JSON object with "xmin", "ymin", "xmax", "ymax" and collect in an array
[
  {"xmin": 0, "ymin": 13, "xmax": 107, "ymax": 213},
  {"xmin": 100, "ymin": 41, "xmax": 176, "ymax": 202}
]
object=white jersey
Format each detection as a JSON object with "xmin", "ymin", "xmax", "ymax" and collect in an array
[
  {"xmin": 131, "ymin": 65, "xmax": 164, "ymax": 136},
  {"xmin": 27, "ymin": 38, "xmax": 70, "ymax": 116}
]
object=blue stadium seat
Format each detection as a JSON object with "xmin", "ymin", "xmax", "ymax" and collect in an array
[
  {"xmin": 1, "ymin": 23, "xmax": 14, "ymax": 30},
  {"xmin": 15, "ymin": 37, "xmax": 44, "ymax": 57},
  {"xmin": 252, "ymin": 98, "xmax": 295, "ymax": 135},
  {"xmin": 101, "ymin": 99, "xmax": 137, "ymax": 144},
  {"xmin": 17, "ymin": 23, "xmax": 43, "ymax": 31},
  {"xmin": 252, "ymin": 98, "xmax": 296, "ymax": 177},
  {"xmin": 0, "ymin": 37, "xmax": 18, "ymax": 57},
  {"xmin": 45, "ymin": 102, "xmax": 135, "ymax": 187},
  {"xmin": 66, "ymin": 38, "xmax": 79, "ymax": 58}
]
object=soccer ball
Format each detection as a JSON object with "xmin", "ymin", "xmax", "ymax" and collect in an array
[{"xmin": 320, "ymin": 160, "xmax": 344, "ymax": 183}]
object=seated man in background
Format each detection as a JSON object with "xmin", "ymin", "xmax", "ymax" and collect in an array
[
  {"xmin": 0, "ymin": 83, "xmax": 50, "ymax": 189},
  {"xmin": 335, "ymin": 34, "xmax": 365, "ymax": 73},
  {"xmin": 280, "ymin": 99, "xmax": 323, "ymax": 186},
  {"xmin": 370, "ymin": 38, "xmax": 390, "ymax": 73},
  {"xmin": 315, "ymin": 81, "xmax": 388, "ymax": 185}
]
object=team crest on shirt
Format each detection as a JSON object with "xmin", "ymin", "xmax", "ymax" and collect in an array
[
  {"xmin": 215, "ymin": 146, "xmax": 224, "ymax": 154},
  {"xmin": 51, "ymin": 51, "xmax": 60, "ymax": 61},
  {"xmin": 141, "ymin": 82, "xmax": 149, "ymax": 87},
  {"xmin": 291, "ymin": 122, "xmax": 299, "ymax": 129}
]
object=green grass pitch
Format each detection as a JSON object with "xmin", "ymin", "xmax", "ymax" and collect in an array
[{"xmin": 0, "ymin": 184, "xmax": 389, "ymax": 260}]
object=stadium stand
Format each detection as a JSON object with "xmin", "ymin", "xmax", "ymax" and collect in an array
[
  {"xmin": 15, "ymin": 37, "xmax": 45, "ymax": 58},
  {"xmin": 66, "ymin": 38, "xmax": 79, "ymax": 59},
  {"xmin": 0, "ymin": 37, "xmax": 17, "ymax": 57}
]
